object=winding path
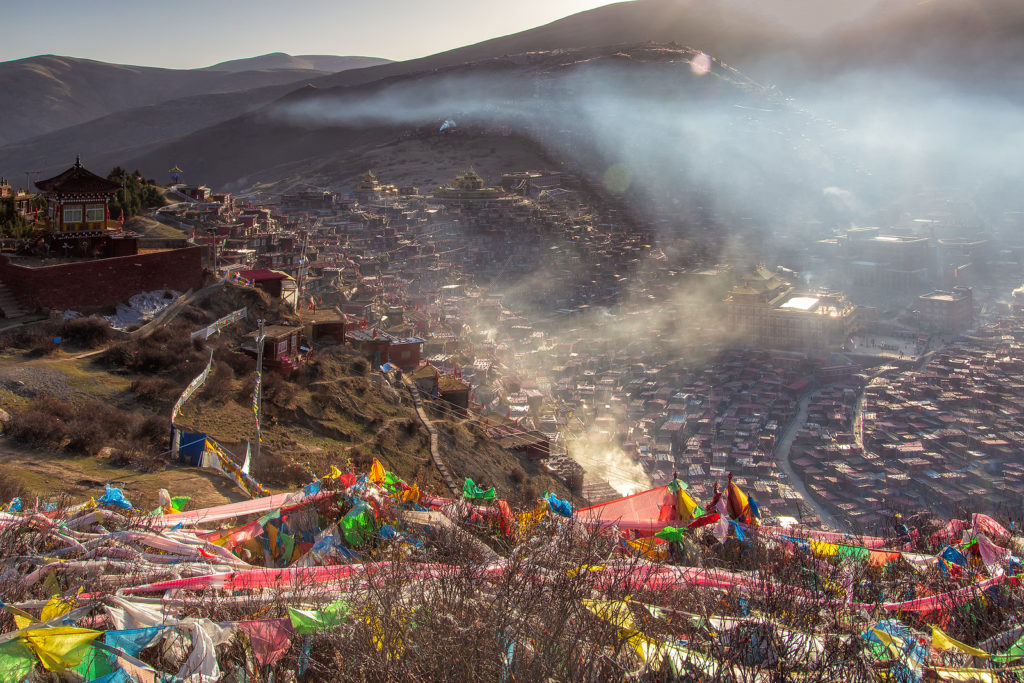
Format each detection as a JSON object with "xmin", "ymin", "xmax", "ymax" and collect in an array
[
  {"xmin": 401, "ymin": 376, "xmax": 460, "ymax": 496},
  {"xmin": 774, "ymin": 390, "xmax": 846, "ymax": 532}
]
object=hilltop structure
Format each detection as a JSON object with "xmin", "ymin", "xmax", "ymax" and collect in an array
[
  {"xmin": 432, "ymin": 169, "xmax": 506, "ymax": 206},
  {"xmin": 354, "ymin": 171, "xmax": 398, "ymax": 204},
  {"xmin": 34, "ymin": 156, "xmax": 121, "ymax": 236}
]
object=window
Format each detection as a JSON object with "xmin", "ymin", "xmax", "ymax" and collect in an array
[
  {"xmin": 86, "ymin": 204, "xmax": 104, "ymax": 222},
  {"xmin": 63, "ymin": 205, "xmax": 83, "ymax": 223}
]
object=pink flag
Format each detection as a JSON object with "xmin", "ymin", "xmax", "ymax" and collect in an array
[
  {"xmin": 238, "ymin": 619, "xmax": 293, "ymax": 667},
  {"xmin": 973, "ymin": 514, "xmax": 1010, "ymax": 543}
]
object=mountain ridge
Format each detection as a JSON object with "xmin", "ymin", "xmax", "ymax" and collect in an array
[{"xmin": 200, "ymin": 52, "xmax": 392, "ymax": 73}]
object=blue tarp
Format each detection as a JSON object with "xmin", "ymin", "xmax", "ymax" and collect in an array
[{"xmin": 178, "ymin": 432, "xmax": 208, "ymax": 466}]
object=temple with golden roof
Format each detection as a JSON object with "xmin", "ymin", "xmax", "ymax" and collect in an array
[
  {"xmin": 724, "ymin": 265, "xmax": 860, "ymax": 349},
  {"xmin": 432, "ymin": 169, "xmax": 506, "ymax": 205},
  {"xmin": 354, "ymin": 171, "xmax": 398, "ymax": 204}
]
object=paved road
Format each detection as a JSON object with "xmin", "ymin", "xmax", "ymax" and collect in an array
[{"xmin": 774, "ymin": 390, "xmax": 846, "ymax": 532}]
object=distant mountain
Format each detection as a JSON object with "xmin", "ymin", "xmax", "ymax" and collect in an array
[
  {"xmin": 0, "ymin": 54, "xmax": 385, "ymax": 146},
  {"xmin": 202, "ymin": 53, "xmax": 391, "ymax": 73},
  {"xmin": 0, "ymin": 82, "xmax": 304, "ymax": 184}
]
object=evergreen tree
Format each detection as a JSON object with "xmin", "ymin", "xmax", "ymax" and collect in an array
[{"xmin": 106, "ymin": 167, "xmax": 163, "ymax": 219}]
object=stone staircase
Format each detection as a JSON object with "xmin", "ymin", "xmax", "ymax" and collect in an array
[{"xmin": 0, "ymin": 280, "xmax": 26, "ymax": 318}]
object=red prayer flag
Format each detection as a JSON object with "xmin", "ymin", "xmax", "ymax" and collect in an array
[{"xmin": 238, "ymin": 618, "xmax": 292, "ymax": 667}]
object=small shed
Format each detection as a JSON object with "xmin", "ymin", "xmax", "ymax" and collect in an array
[{"xmin": 242, "ymin": 324, "xmax": 304, "ymax": 371}]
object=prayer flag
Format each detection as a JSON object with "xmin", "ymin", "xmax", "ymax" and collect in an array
[{"xmin": 931, "ymin": 626, "xmax": 990, "ymax": 658}]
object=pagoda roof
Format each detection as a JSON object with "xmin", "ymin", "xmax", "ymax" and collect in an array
[{"xmin": 35, "ymin": 158, "xmax": 121, "ymax": 195}]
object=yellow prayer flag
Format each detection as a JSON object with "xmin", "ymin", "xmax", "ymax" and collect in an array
[
  {"xmin": 39, "ymin": 595, "xmax": 75, "ymax": 622},
  {"xmin": 569, "ymin": 564, "xmax": 606, "ymax": 578},
  {"xmin": 22, "ymin": 626, "xmax": 101, "ymax": 672},
  {"xmin": 397, "ymin": 482, "xmax": 420, "ymax": 504},
  {"xmin": 932, "ymin": 626, "xmax": 991, "ymax": 658},
  {"xmin": 628, "ymin": 537, "xmax": 669, "ymax": 561},
  {"xmin": 810, "ymin": 540, "xmax": 839, "ymax": 557},
  {"xmin": 677, "ymin": 487, "xmax": 700, "ymax": 524},
  {"xmin": 368, "ymin": 458, "xmax": 386, "ymax": 485},
  {"xmin": 324, "ymin": 465, "xmax": 344, "ymax": 479},
  {"xmin": 582, "ymin": 599, "xmax": 639, "ymax": 633}
]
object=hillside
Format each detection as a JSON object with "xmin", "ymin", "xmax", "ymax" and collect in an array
[
  {"xmin": 0, "ymin": 81, "xmax": 307, "ymax": 182},
  {"xmin": 120, "ymin": 44, "xmax": 780, "ymax": 187},
  {"xmin": 5, "ymin": 0, "xmax": 1022, "ymax": 188},
  {"xmin": 0, "ymin": 283, "xmax": 573, "ymax": 509},
  {"xmin": 305, "ymin": 0, "xmax": 1024, "ymax": 91},
  {"xmin": 202, "ymin": 52, "xmax": 392, "ymax": 73},
  {"xmin": 0, "ymin": 54, "xmax": 369, "ymax": 146}
]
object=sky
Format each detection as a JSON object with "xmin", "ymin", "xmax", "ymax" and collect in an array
[{"xmin": 0, "ymin": 0, "xmax": 622, "ymax": 68}]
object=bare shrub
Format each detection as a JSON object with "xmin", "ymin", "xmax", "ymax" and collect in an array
[
  {"xmin": 130, "ymin": 375, "xmax": 180, "ymax": 404},
  {"xmin": 61, "ymin": 317, "xmax": 113, "ymax": 348}
]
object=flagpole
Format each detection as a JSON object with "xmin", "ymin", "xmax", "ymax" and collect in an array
[{"xmin": 254, "ymin": 319, "xmax": 265, "ymax": 469}]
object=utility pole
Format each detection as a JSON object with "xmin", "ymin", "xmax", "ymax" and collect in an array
[
  {"xmin": 23, "ymin": 171, "xmax": 39, "ymax": 194},
  {"xmin": 254, "ymin": 319, "xmax": 265, "ymax": 467}
]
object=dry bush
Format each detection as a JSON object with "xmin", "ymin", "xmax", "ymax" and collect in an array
[
  {"xmin": 214, "ymin": 346, "xmax": 254, "ymax": 377},
  {"xmin": 261, "ymin": 370, "xmax": 298, "ymax": 408},
  {"xmin": 130, "ymin": 375, "xmax": 180, "ymax": 404},
  {"xmin": 0, "ymin": 324, "xmax": 51, "ymax": 351},
  {"xmin": 252, "ymin": 450, "xmax": 307, "ymax": 487},
  {"xmin": 99, "ymin": 321, "xmax": 206, "ymax": 379},
  {"xmin": 200, "ymin": 361, "xmax": 234, "ymax": 401},
  {"xmin": 7, "ymin": 394, "xmax": 167, "ymax": 459},
  {"xmin": 61, "ymin": 317, "xmax": 113, "ymax": 348},
  {"xmin": 7, "ymin": 394, "xmax": 75, "ymax": 447}
]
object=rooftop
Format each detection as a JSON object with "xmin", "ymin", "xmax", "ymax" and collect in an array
[
  {"xmin": 35, "ymin": 157, "xmax": 121, "ymax": 195},
  {"xmin": 780, "ymin": 296, "xmax": 819, "ymax": 311}
]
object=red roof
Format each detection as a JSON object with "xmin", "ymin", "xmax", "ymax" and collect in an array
[
  {"xmin": 238, "ymin": 269, "xmax": 289, "ymax": 282},
  {"xmin": 35, "ymin": 158, "xmax": 121, "ymax": 195}
]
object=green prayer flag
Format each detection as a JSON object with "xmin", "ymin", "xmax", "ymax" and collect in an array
[
  {"xmin": 836, "ymin": 545, "xmax": 870, "ymax": 562},
  {"xmin": 992, "ymin": 633, "xmax": 1024, "ymax": 663},
  {"xmin": 383, "ymin": 471, "xmax": 402, "ymax": 493},
  {"xmin": 341, "ymin": 500, "xmax": 374, "ymax": 547},
  {"xmin": 278, "ymin": 532, "xmax": 295, "ymax": 563},
  {"xmin": 463, "ymin": 478, "xmax": 496, "ymax": 501},
  {"xmin": 288, "ymin": 599, "xmax": 350, "ymax": 634},
  {"xmin": 0, "ymin": 638, "xmax": 35, "ymax": 681},
  {"xmin": 655, "ymin": 526, "xmax": 687, "ymax": 543},
  {"xmin": 170, "ymin": 496, "xmax": 191, "ymax": 512},
  {"xmin": 74, "ymin": 644, "xmax": 113, "ymax": 679}
]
